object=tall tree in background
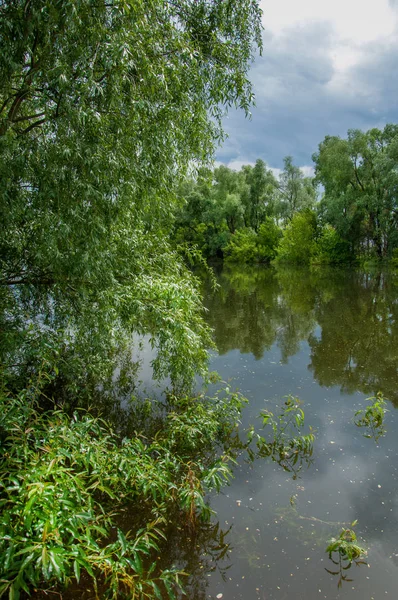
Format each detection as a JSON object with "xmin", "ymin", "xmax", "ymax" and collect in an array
[
  {"xmin": 313, "ymin": 125, "xmax": 398, "ymax": 259},
  {"xmin": 275, "ymin": 156, "xmax": 315, "ymax": 223},
  {"xmin": 211, "ymin": 166, "xmax": 246, "ymax": 233},
  {"xmin": 0, "ymin": 0, "xmax": 263, "ymax": 389},
  {"xmin": 242, "ymin": 159, "xmax": 277, "ymax": 230}
]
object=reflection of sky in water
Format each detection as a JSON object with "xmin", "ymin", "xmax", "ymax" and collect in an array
[
  {"xmin": 128, "ymin": 334, "xmax": 170, "ymax": 398},
  {"xmin": 197, "ymin": 268, "xmax": 398, "ymax": 600}
]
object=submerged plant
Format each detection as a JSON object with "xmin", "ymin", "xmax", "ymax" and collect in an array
[
  {"xmin": 325, "ymin": 523, "xmax": 367, "ymax": 588},
  {"xmin": 248, "ymin": 396, "xmax": 315, "ymax": 478},
  {"xmin": 354, "ymin": 392, "xmax": 388, "ymax": 442},
  {"xmin": 0, "ymin": 375, "xmax": 246, "ymax": 599}
]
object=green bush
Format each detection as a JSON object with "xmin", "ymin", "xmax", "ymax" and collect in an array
[
  {"xmin": 0, "ymin": 378, "xmax": 246, "ymax": 599},
  {"xmin": 224, "ymin": 219, "xmax": 281, "ymax": 264},
  {"xmin": 224, "ymin": 229, "xmax": 258, "ymax": 263},
  {"xmin": 391, "ymin": 248, "xmax": 398, "ymax": 268},
  {"xmin": 312, "ymin": 224, "xmax": 352, "ymax": 265},
  {"xmin": 275, "ymin": 211, "xmax": 317, "ymax": 265},
  {"xmin": 257, "ymin": 219, "xmax": 283, "ymax": 262}
]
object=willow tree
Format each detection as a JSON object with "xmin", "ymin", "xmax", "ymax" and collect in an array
[
  {"xmin": 313, "ymin": 125, "xmax": 398, "ymax": 260},
  {"xmin": 0, "ymin": 0, "xmax": 263, "ymax": 390}
]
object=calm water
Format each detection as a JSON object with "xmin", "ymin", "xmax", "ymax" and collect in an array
[{"xmin": 187, "ymin": 266, "xmax": 398, "ymax": 600}]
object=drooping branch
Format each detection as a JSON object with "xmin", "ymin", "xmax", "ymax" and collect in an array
[
  {"xmin": 11, "ymin": 111, "xmax": 46, "ymax": 123},
  {"xmin": 0, "ymin": 95, "xmax": 14, "ymax": 116},
  {"xmin": 7, "ymin": 89, "xmax": 31, "ymax": 123},
  {"xmin": 19, "ymin": 117, "xmax": 46, "ymax": 135}
]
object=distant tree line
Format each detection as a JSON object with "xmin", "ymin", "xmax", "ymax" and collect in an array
[{"xmin": 173, "ymin": 124, "xmax": 398, "ymax": 266}]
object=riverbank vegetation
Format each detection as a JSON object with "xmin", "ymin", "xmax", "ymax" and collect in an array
[
  {"xmin": 0, "ymin": 0, "xmax": 264, "ymax": 597},
  {"xmin": 0, "ymin": 375, "xmax": 248, "ymax": 599},
  {"xmin": 172, "ymin": 125, "xmax": 398, "ymax": 266}
]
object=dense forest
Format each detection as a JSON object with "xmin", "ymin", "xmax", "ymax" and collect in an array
[
  {"xmin": 0, "ymin": 0, "xmax": 397, "ymax": 599},
  {"xmin": 173, "ymin": 125, "xmax": 398, "ymax": 266}
]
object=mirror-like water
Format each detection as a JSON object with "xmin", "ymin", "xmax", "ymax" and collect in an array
[{"xmin": 189, "ymin": 266, "xmax": 398, "ymax": 600}]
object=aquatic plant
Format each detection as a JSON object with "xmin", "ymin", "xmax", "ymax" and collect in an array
[
  {"xmin": 0, "ymin": 374, "xmax": 246, "ymax": 599},
  {"xmin": 354, "ymin": 392, "xmax": 388, "ymax": 442},
  {"xmin": 249, "ymin": 396, "xmax": 315, "ymax": 478},
  {"xmin": 325, "ymin": 524, "xmax": 367, "ymax": 588}
]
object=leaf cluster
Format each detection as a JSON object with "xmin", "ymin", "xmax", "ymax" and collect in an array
[
  {"xmin": 248, "ymin": 395, "xmax": 315, "ymax": 478},
  {"xmin": 325, "ymin": 525, "xmax": 367, "ymax": 588},
  {"xmin": 354, "ymin": 392, "xmax": 388, "ymax": 442},
  {"xmin": 0, "ymin": 376, "xmax": 247, "ymax": 598}
]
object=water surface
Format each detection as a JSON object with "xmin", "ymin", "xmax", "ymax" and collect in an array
[{"xmin": 192, "ymin": 266, "xmax": 398, "ymax": 600}]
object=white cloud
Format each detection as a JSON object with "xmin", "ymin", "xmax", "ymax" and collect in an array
[
  {"xmin": 216, "ymin": 161, "xmax": 314, "ymax": 180},
  {"xmin": 217, "ymin": 0, "xmax": 398, "ymax": 169},
  {"xmin": 269, "ymin": 167, "xmax": 282, "ymax": 179},
  {"xmin": 261, "ymin": 0, "xmax": 396, "ymax": 44},
  {"xmin": 227, "ymin": 159, "xmax": 255, "ymax": 171},
  {"xmin": 261, "ymin": 0, "xmax": 398, "ymax": 74},
  {"xmin": 300, "ymin": 165, "xmax": 315, "ymax": 178}
]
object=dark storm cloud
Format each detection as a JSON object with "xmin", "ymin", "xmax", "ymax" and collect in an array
[{"xmin": 218, "ymin": 21, "xmax": 398, "ymax": 170}]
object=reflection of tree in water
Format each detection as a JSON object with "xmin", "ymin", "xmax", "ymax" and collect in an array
[
  {"xmin": 203, "ymin": 266, "xmax": 281, "ymax": 359},
  {"xmin": 163, "ymin": 520, "xmax": 233, "ymax": 600},
  {"xmin": 204, "ymin": 266, "xmax": 317, "ymax": 363},
  {"xmin": 204, "ymin": 266, "xmax": 398, "ymax": 405},
  {"xmin": 308, "ymin": 271, "xmax": 398, "ymax": 405},
  {"xmin": 112, "ymin": 511, "xmax": 233, "ymax": 600},
  {"xmin": 0, "ymin": 285, "xmax": 140, "ymax": 410},
  {"xmin": 273, "ymin": 268, "xmax": 318, "ymax": 362}
]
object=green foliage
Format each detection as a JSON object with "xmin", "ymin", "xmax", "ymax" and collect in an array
[
  {"xmin": 354, "ymin": 392, "xmax": 388, "ymax": 442},
  {"xmin": 248, "ymin": 396, "xmax": 315, "ymax": 478},
  {"xmin": 257, "ymin": 219, "xmax": 283, "ymax": 261},
  {"xmin": 223, "ymin": 219, "xmax": 282, "ymax": 264},
  {"xmin": 174, "ymin": 124, "xmax": 398, "ymax": 267},
  {"xmin": 275, "ymin": 211, "xmax": 318, "ymax": 265},
  {"xmin": 0, "ymin": 376, "xmax": 248, "ymax": 598},
  {"xmin": 0, "ymin": 0, "xmax": 263, "ymax": 389},
  {"xmin": 391, "ymin": 248, "xmax": 398, "ymax": 268},
  {"xmin": 224, "ymin": 229, "xmax": 259, "ymax": 263},
  {"xmin": 312, "ymin": 224, "xmax": 352, "ymax": 265},
  {"xmin": 314, "ymin": 125, "xmax": 398, "ymax": 260},
  {"xmin": 274, "ymin": 156, "xmax": 316, "ymax": 223},
  {"xmin": 325, "ymin": 525, "xmax": 367, "ymax": 588},
  {"xmin": 0, "ymin": 262, "xmax": 213, "ymax": 396},
  {"xmin": 173, "ymin": 159, "xmax": 281, "ymax": 259},
  {"xmin": 242, "ymin": 159, "xmax": 277, "ymax": 231}
]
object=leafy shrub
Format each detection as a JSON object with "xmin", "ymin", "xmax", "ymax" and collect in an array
[
  {"xmin": 257, "ymin": 219, "xmax": 283, "ymax": 262},
  {"xmin": 354, "ymin": 392, "xmax": 388, "ymax": 442},
  {"xmin": 224, "ymin": 219, "xmax": 281, "ymax": 264},
  {"xmin": 275, "ymin": 211, "xmax": 318, "ymax": 265},
  {"xmin": 247, "ymin": 396, "xmax": 315, "ymax": 479},
  {"xmin": 223, "ymin": 229, "xmax": 258, "ymax": 263},
  {"xmin": 326, "ymin": 525, "xmax": 367, "ymax": 588},
  {"xmin": 391, "ymin": 248, "xmax": 398, "ymax": 268},
  {"xmin": 312, "ymin": 224, "xmax": 352, "ymax": 264},
  {"xmin": 0, "ymin": 377, "xmax": 246, "ymax": 599}
]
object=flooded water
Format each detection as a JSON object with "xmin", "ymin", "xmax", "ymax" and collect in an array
[{"xmin": 191, "ymin": 266, "xmax": 398, "ymax": 600}]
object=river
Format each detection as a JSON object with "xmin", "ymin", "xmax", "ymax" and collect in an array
[{"xmin": 183, "ymin": 265, "xmax": 398, "ymax": 600}]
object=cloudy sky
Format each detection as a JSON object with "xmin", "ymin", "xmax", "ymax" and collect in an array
[{"xmin": 217, "ymin": 0, "xmax": 398, "ymax": 174}]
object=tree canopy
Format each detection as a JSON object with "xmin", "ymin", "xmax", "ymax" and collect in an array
[
  {"xmin": 313, "ymin": 125, "xmax": 398, "ymax": 259},
  {"xmin": 0, "ymin": 0, "xmax": 263, "ymax": 390},
  {"xmin": 173, "ymin": 122, "xmax": 398, "ymax": 267}
]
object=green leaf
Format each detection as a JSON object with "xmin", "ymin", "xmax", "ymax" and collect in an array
[
  {"xmin": 73, "ymin": 560, "xmax": 81, "ymax": 583},
  {"xmin": 8, "ymin": 584, "xmax": 19, "ymax": 600}
]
